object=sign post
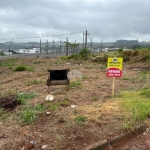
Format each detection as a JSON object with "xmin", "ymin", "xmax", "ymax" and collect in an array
[
  {"xmin": 107, "ymin": 57, "xmax": 123, "ymax": 97},
  {"xmin": 112, "ymin": 77, "xmax": 115, "ymax": 97}
]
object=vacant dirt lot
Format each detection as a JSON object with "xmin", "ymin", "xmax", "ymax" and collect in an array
[{"xmin": 0, "ymin": 55, "xmax": 150, "ymax": 150}]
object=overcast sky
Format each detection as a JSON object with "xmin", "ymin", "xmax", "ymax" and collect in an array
[{"xmin": 0, "ymin": 0, "xmax": 150, "ymax": 43}]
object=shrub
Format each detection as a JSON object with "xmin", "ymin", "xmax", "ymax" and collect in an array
[
  {"xmin": 92, "ymin": 54, "xmax": 108, "ymax": 63},
  {"xmin": 140, "ymin": 49, "xmax": 150, "ymax": 55},
  {"xmin": 122, "ymin": 50, "xmax": 134, "ymax": 57},
  {"xmin": 14, "ymin": 65, "xmax": 27, "ymax": 71},
  {"xmin": 14, "ymin": 65, "xmax": 34, "ymax": 72},
  {"xmin": 79, "ymin": 48, "xmax": 91, "ymax": 58},
  {"xmin": 140, "ymin": 55, "xmax": 150, "ymax": 62},
  {"xmin": 118, "ymin": 48, "xmax": 123, "ymax": 53},
  {"xmin": 133, "ymin": 50, "xmax": 140, "ymax": 56}
]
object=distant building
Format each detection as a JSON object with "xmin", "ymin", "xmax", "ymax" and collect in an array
[
  {"xmin": 3, "ymin": 50, "xmax": 17, "ymax": 55},
  {"xmin": 102, "ymin": 48, "xmax": 120, "ymax": 52},
  {"xmin": 17, "ymin": 48, "xmax": 40, "ymax": 54},
  {"xmin": 4, "ymin": 51, "xmax": 13, "ymax": 55}
]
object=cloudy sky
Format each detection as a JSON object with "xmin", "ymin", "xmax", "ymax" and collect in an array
[{"xmin": 0, "ymin": 0, "xmax": 150, "ymax": 43}]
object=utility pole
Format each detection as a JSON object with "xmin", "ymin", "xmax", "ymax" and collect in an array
[
  {"xmin": 40, "ymin": 39, "xmax": 42, "ymax": 54},
  {"xmin": 101, "ymin": 39, "xmax": 102, "ymax": 52},
  {"xmin": 83, "ymin": 33, "xmax": 84, "ymax": 49},
  {"xmin": 85, "ymin": 30, "xmax": 88, "ymax": 49},
  {"xmin": 9, "ymin": 45, "xmax": 10, "ymax": 55},
  {"xmin": 137, "ymin": 37, "xmax": 138, "ymax": 49},
  {"xmin": 53, "ymin": 40, "xmax": 55, "ymax": 52},
  {"xmin": 66, "ymin": 37, "xmax": 69, "ymax": 56},
  {"xmin": 46, "ymin": 39, "xmax": 48, "ymax": 54},
  {"xmin": 74, "ymin": 40, "xmax": 76, "ymax": 54},
  {"xmin": 90, "ymin": 38, "xmax": 92, "ymax": 50},
  {"xmin": 60, "ymin": 40, "xmax": 61, "ymax": 53}
]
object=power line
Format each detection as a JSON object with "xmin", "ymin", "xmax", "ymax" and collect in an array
[{"xmin": 0, "ymin": 31, "xmax": 84, "ymax": 41}]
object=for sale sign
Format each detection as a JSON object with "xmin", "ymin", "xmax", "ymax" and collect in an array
[
  {"xmin": 107, "ymin": 57, "xmax": 123, "ymax": 77},
  {"xmin": 107, "ymin": 68, "xmax": 122, "ymax": 77}
]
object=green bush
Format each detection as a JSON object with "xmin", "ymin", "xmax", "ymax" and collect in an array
[
  {"xmin": 14, "ymin": 65, "xmax": 27, "ymax": 71},
  {"xmin": 14, "ymin": 65, "xmax": 34, "ymax": 72},
  {"xmin": 118, "ymin": 48, "xmax": 123, "ymax": 53}
]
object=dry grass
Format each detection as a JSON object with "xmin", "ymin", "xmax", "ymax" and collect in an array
[{"xmin": 0, "ymin": 54, "xmax": 150, "ymax": 150}]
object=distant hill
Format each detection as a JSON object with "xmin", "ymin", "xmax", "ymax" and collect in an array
[{"xmin": 0, "ymin": 42, "xmax": 40, "ymax": 51}]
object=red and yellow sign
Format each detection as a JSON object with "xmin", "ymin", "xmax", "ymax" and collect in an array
[{"xmin": 107, "ymin": 57, "xmax": 123, "ymax": 77}]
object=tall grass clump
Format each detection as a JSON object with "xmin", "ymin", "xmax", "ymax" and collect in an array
[
  {"xmin": 27, "ymin": 79, "xmax": 42, "ymax": 85},
  {"xmin": 60, "ymin": 56, "xmax": 69, "ymax": 61},
  {"xmin": 119, "ymin": 90, "xmax": 150, "ymax": 124},
  {"xmin": 14, "ymin": 65, "xmax": 34, "ymax": 71},
  {"xmin": 17, "ymin": 92, "xmax": 37, "ymax": 105},
  {"xmin": 19, "ymin": 103, "xmax": 44, "ymax": 124},
  {"xmin": 0, "ymin": 59, "xmax": 16, "ymax": 67},
  {"xmin": 68, "ymin": 81, "xmax": 82, "ymax": 90},
  {"xmin": 74, "ymin": 116, "xmax": 87, "ymax": 122},
  {"xmin": 140, "ymin": 88, "xmax": 150, "ymax": 97}
]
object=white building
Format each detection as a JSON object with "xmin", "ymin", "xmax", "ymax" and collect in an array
[
  {"xmin": 4, "ymin": 51, "xmax": 12, "ymax": 55},
  {"xmin": 17, "ymin": 48, "xmax": 40, "ymax": 54}
]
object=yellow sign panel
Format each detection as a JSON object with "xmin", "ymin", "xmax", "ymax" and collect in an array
[{"xmin": 107, "ymin": 57, "xmax": 123, "ymax": 70}]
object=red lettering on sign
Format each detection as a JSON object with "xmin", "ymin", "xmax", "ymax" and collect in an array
[
  {"xmin": 106, "ymin": 68, "xmax": 122, "ymax": 77},
  {"xmin": 108, "ymin": 70, "xmax": 120, "ymax": 73}
]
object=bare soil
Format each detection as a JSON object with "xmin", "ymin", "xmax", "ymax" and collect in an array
[{"xmin": 0, "ymin": 57, "xmax": 150, "ymax": 150}]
